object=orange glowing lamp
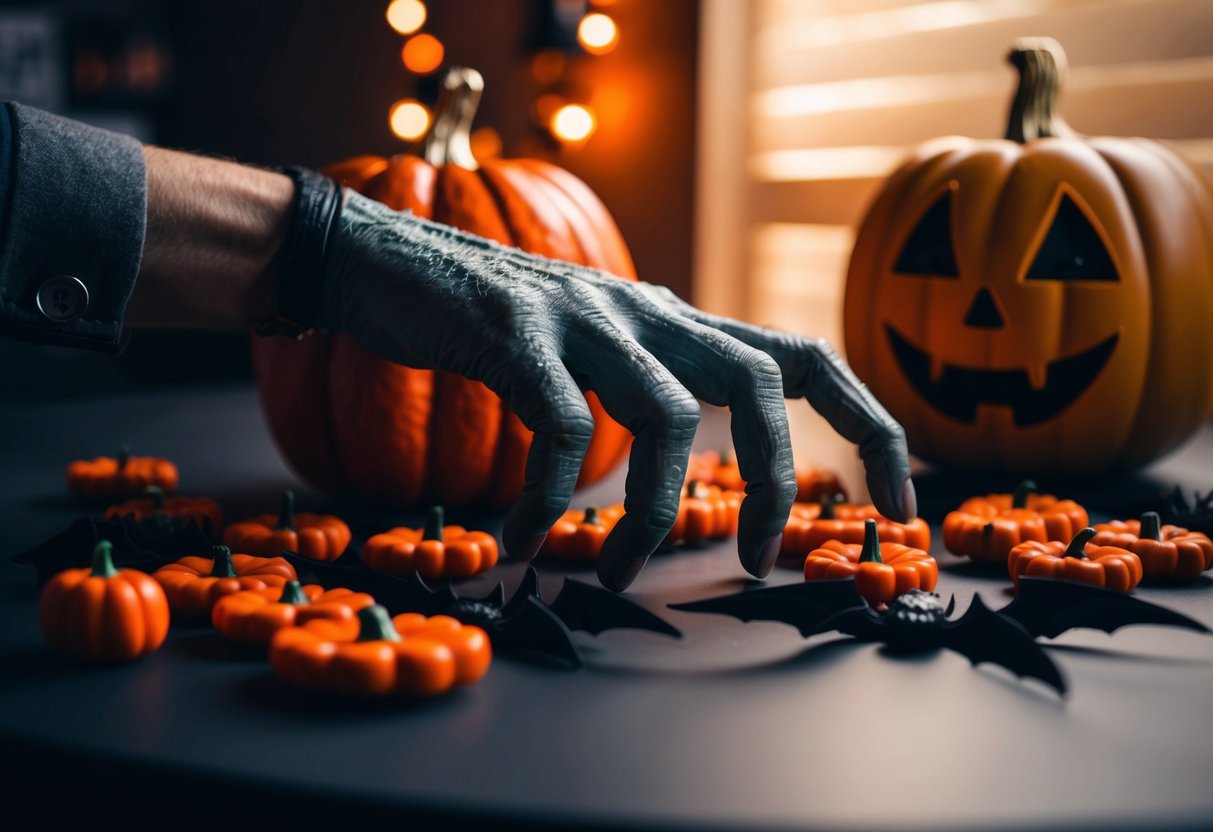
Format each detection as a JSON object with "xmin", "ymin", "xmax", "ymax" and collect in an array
[
  {"xmin": 386, "ymin": 0, "xmax": 427, "ymax": 35},
  {"xmin": 551, "ymin": 104, "xmax": 597, "ymax": 143},
  {"xmin": 578, "ymin": 13, "xmax": 619, "ymax": 55},
  {"xmin": 389, "ymin": 99, "xmax": 431, "ymax": 140},
  {"xmin": 402, "ymin": 33, "xmax": 444, "ymax": 74}
]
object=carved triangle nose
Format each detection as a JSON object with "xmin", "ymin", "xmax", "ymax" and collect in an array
[{"xmin": 964, "ymin": 287, "xmax": 1004, "ymax": 329}]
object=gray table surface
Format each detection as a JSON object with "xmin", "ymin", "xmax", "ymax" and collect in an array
[{"xmin": 2, "ymin": 384, "xmax": 1212, "ymax": 831}]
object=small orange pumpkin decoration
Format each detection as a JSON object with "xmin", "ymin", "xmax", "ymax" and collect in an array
[
  {"xmin": 105, "ymin": 486, "xmax": 224, "ymax": 538},
  {"xmin": 269, "ymin": 605, "xmax": 491, "ymax": 697},
  {"xmin": 67, "ymin": 445, "xmax": 178, "ymax": 501},
  {"xmin": 538, "ymin": 504, "xmax": 624, "ymax": 561},
  {"xmin": 1091, "ymin": 512, "xmax": 1213, "ymax": 581},
  {"xmin": 687, "ymin": 450, "xmax": 847, "ymax": 503},
  {"xmin": 782, "ymin": 494, "xmax": 931, "ymax": 557},
  {"xmin": 211, "ymin": 580, "xmax": 375, "ymax": 646},
  {"xmin": 1008, "ymin": 527, "xmax": 1142, "ymax": 593},
  {"xmin": 843, "ymin": 38, "xmax": 1213, "ymax": 473},
  {"xmin": 40, "ymin": 541, "xmax": 170, "ymax": 663},
  {"xmin": 665, "ymin": 481, "xmax": 742, "ymax": 547},
  {"xmin": 252, "ymin": 67, "xmax": 634, "ymax": 508},
  {"xmin": 362, "ymin": 506, "xmax": 499, "ymax": 580},
  {"xmin": 222, "ymin": 490, "xmax": 351, "ymax": 562},
  {"xmin": 153, "ymin": 545, "xmax": 296, "ymax": 620},
  {"xmin": 943, "ymin": 480, "xmax": 1088, "ymax": 565},
  {"xmin": 803, "ymin": 519, "xmax": 938, "ymax": 608}
]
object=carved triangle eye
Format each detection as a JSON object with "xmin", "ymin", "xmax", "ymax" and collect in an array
[
  {"xmin": 894, "ymin": 190, "xmax": 959, "ymax": 278},
  {"xmin": 1025, "ymin": 193, "xmax": 1119, "ymax": 282}
]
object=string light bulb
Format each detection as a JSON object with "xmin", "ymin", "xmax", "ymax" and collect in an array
[
  {"xmin": 551, "ymin": 104, "xmax": 597, "ymax": 143},
  {"xmin": 401, "ymin": 33, "xmax": 444, "ymax": 74},
  {"xmin": 386, "ymin": 0, "xmax": 427, "ymax": 35},
  {"xmin": 577, "ymin": 13, "xmax": 619, "ymax": 55},
  {"xmin": 389, "ymin": 98, "xmax": 431, "ymax": 140}
]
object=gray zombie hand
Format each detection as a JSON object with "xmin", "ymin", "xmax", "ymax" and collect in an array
[{"xmin": 320, "ymin": 191, "xmax": 915, "ymax": 591}]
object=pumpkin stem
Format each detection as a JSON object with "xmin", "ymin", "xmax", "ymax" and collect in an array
[
  {"xmin": 1063, "ymin": 527, "xmax": 1097, "ymax": 560},
  {"xmin": 209, "ymin": 545, "xmax": 237, "ymax": 578},
  {"xmin": 276, "ymin": 490, "xmax": 295, "ymax": 531},
  {"xmin": 1011, "ymin": 479, "xmax": 1038, "ymax": 509},
  {"xmin": 1005, "ymin": 37, "xmax": 1075, "ymax": 143},
  {"xmin": 1140, "ymin": 511, "xmax": 1162, "ymax": 541},
  {"xmin": 424, "ymin": 66, "xmax": 483, "ymax": 170},
  {"xmin": 719, "ymin": 449, "xmax": 735, "ymax": 466},
  {"xmin": 819, "ymin": 492, "xmax": 845, "ymax": 521},
  {"xmin": 90, "ymin": 540, "xmax": 119, "ymax": 578},
  {"xmin": 423, "ymin": 506, "xmax": 445, "ymax": 542},
  {"xmin": 858, "ymin": 519, "xmax": 883, "ymax": 564},
  {"xmin": 686, "ymin": 480, "xmax": 702, "ymax": 498},
  {"xmin": 583, "ymin": 506, "xmax": 602, "ymax": 526},
  {"xmin": 278, "ymin": 580, "xmax": 310, "ymax": 606},
  {"xmin": 116, "ymin": 445, "xmax": 130, "ymax": 471},
  {"xmin": 356, "ymin": 605, "xmax": 402, "ymax": 643},
  {"xmin": 143, "ymin": 485, "xmax": 166, "ymax": 511}
]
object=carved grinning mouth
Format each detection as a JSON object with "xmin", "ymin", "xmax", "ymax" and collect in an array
[{"xmin": 885, "ymin": 325, "xmax": 1119, "ymax": 427}]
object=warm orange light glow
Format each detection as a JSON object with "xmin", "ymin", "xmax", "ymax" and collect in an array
[
  {"xmin": 470, "ymin": 127, "xmax": 503, "ymax": 160},
  {"xmin": 533, "ymin": 93, "xmax": 566, "ymax": 125},
  {"xmin": 385, "ymin": 0, "xmax": 427, "ymax": 35},
  {"xmin": 389, "ymin": 99, "xmax": 431, "ymax": 140},
  {"xmin": 577, "ymin": 13, "xmax": 619, "ymax": 55},
  {"xmin": 551, "ymin": 104, "xmax": 597, "ymax": 143},
  {"xmin": 401, "ymin": 33, "xmax": 444, "ymax": 74},
  {"xmin": 530, "ymin": 49, "xmax": 567, "ymax": 84}
]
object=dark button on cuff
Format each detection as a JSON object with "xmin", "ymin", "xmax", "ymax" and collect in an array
[{"xmin": 35, "ymin": 275, "xmax": 90, "ymax": 323}]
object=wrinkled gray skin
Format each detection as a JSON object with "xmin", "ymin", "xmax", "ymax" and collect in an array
[{"xmin": 321, "ymin": 192, "xmax": 916, "ymax": 591}]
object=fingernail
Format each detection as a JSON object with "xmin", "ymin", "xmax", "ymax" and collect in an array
[
  {"xmin": 506, "ymin": 533, "xmax": 547, "ymax": 562},
  {"xmin": 901, "ymin": 479, "xmax": 918, "ymax": 521},
  {"xmin": 600, "ymin": 558, "xmax": 646, "ymax": 592},
  {"xmin": 753, "ymin": 534, "xmax": 782, "ymax": 578}
]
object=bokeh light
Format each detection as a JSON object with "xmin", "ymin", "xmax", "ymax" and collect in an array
[
  {"xmin": 389, "ymin": 99, "xmax": 431, "ymax": 140},
  {"xmin": 401, "ymin": 33, "xmax": 444, "ymax": 74},
  {"xmin": 577, "ymin": 13, "xmax": 619, "ymax": 55},
  {"xmin": 385, "ymin": 0, "xmax": 427, "ymax": 35},
  {"xmin": 470, "ymin": 127, "xmax": 503, "ymax": 160},
  {"xmin": 551, "ymin": 104, "xmax": 597, "ymax": 143},
  {"xmin": 530, "ymin": 49, "xmax": 567, "ymax": 85}
]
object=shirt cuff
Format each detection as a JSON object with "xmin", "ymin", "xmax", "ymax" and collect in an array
[{"xmin": 0, "ymin": 102, "xmax": 147, "ymax": 352}]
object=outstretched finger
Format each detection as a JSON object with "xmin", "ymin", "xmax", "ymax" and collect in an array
[
  {"xmin": 666, "ymin": 306, "xmax": 915, "ymax": 522},
  {"xmin": 630, "ymin": 309, "xmax": 796, "ymax": 578}
]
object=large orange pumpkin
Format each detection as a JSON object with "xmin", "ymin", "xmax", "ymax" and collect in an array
[
  {"xmin": 253, "ymin": 68, "xmax": 634, "ymax": 507},
  {"xmin": 843, "ymin": 39, "xmax": 1213, "ymax": 472}
]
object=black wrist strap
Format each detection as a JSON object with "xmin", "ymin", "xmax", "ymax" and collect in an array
[{"xmin": 255, "ymin": 165, "xmax": 343, "ymax": 339}]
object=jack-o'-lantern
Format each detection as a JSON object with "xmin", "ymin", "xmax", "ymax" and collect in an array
[
  {"xmin": 843, "ymin": 39, "xmax": 1213, "ymax": 472},
  {"xmin": 253, "ymin": 68, "xmax": 634, "ymax": 507}
]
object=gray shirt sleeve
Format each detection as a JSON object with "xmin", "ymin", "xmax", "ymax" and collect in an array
[{"xmin": 0, "ymin": 102, "xmax": 147, "ymax": 352}]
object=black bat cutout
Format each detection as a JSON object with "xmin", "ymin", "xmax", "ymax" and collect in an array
[
  {"xmin": 1165, "ymin": 486, "xmax": 1213, "ymax": 538},
  {"xmin": 282, "ymin": 554, "xmax": 681, "ymax": 668},
  {"xmin": 11, "ymin": 515, "xmax": 213, "ymax": 585},
  {"xmin": 671, "ymin": 581, "xmax": 1068, "ymax": 694},
  {"xmin": 1001, "ymin": 577, "xmax": 1211, "ymax": 639}
]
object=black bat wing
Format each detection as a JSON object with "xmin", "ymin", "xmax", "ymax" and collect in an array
[
  {"xmin": 550, "ymin": 578, "xmax": 682, "ymax": 638},
  {"xmin": 999, "ymin": 577, "xmax": 1211, "ymax": 639},
  {"xmin": 942, "ymin": 595, "xmax": 1067, "ymax": 695},
  {"xmin": 669, "ymin": 579, "xmax": 866, "ymax": 638},
  {"xmin": 12, "ymin": 517, "xmax": 174, "ymax": 584},
  {"xmin": 493, "ymin": 595, "xmax": 582, "ymax": 669}
]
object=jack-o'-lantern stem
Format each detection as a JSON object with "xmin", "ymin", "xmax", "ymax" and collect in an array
[
  {"xmin": 1005, "ymin": 38, "xmax": 1075, "ymax": 143},
  {"xmin": 1139, "ymin": 512, "xmax": 1162, "ymax": 541},
  {"xmin": 859, "ymin": 519, "xmax": 883, "ymax": 564},
  {"xmin": 424, "ymin": 66, "xmax": 482, "ymax": 170}
]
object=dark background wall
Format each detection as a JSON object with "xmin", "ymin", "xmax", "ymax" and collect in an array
[{"xmin": 0, "ymin": 0, "xmax": 699, "ymax": 398}]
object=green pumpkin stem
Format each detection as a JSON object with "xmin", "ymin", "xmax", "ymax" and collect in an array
[
  {"xmin": 819, "ymin": 492, "xmax": 846, "ymax": 521},
  {"xmin": 1140, "ymin": 512, "xmax": 1162, "ymax": 541},
  {"xmin": 278, "ymin": 580, "xmax": 309, "ymax": 606},
  {"xmin": 424, "ymin": 66, "xmax": 482, "ymax": 170},
  {"xmin": 686, "ymin": 480, "xmax": 702, "ymax": 498},
  {"xmin": 143, "ymin": 485, "xmax": 166, "ymax": 511},
  {"xmin": 583, "ymin": 506, "xmax": 602, "ymax": 526},
  {"xmin": 858, "ymin": 519, "xmax": 883, "ymax": 564},
  {"xmin": 719, "ymin": 449, "xmax": 735, "ymax": 466},
  {"xmin": 209, "ymin": 545, "xmax": 237, "ymax": 578},
  {"xmin": 1063, "ymin": 527, "xmax": 1098, "ymax": 560},
  {"xmin": 1012, "ymin": 479, "xmax": 1038, "ymax": 509},
  {"xmin": 1005, "ymin": 37, "xmax": 1075, "ymax": 143},
  {"xmin": 116, "ymin": 445, "xmax": 131, "ymax": 471},
  {"xmin": 423, "ymin": 506, "xmax": 445, "ymax": 541},
  {"xmin": 356, "ymin": 605, "xmax": 402, "ymax": 643},
  {"xmin": 90, "ymin": 540, "xmax": 119, "ymax": 578},
  {"xmin": 275, "ymin": 490, "xmax": 296, "ymax": 531}
]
